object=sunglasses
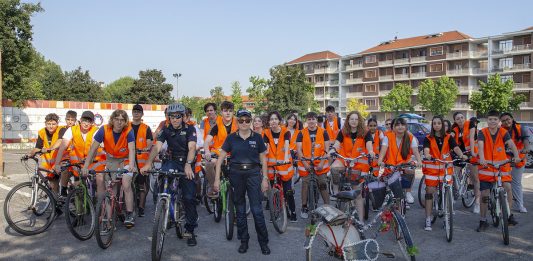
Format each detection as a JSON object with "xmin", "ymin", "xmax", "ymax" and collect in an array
[
  {"xmin": 169, "ymin": 114, "xmax": 182, "ymax": 119},
  {"xmin": 238, "ymin": 118, "xmax": 251, "ymax": 124}
]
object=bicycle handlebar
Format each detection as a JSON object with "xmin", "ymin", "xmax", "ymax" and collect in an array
[
  {"xmin": 267, "ymin": 161, "xmax": 291, "ymax": 167},
  {"xmin": 89, "ymin": 169, "xmax": 129, "ymax": 175},
  {"xmin": 145, "ymin": 169, "xmax": 185, "ymax": 177}
]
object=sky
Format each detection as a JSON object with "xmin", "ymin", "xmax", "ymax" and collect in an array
[{"xmin": 29, "ymin": 0, "xmax": 533, "ymax": 98}]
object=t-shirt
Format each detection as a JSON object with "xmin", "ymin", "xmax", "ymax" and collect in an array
[
  {"xmin": 62, "ymin": 127, "xmax": 89, "ymax": 142},
  {"xmin": 381, "ymin": 134, "xmax": 418, "ymax": 149},
  {"xmin": 477, "ymin": 129, "xmax": 511, "ymax": 144},
  {"xmin": 364, "ymin": 131, "xmax": 385, "ymax": 144},
  {"xmin": 296, "ymin": 129, "xmax": 330, "ymax": 143},
  {"xmin": 209, "ymin": 123, "xmax": 233, "ymax": 137},
  {"xmin": 157, "ymin": 124, "xmax": 197, "ymax": 157},
  {"xmin": 35, "ymin": 128, "xmax": 67, "ymax": 149},
  {"xmin": 456, "ymin": 117, "xmax": 478, "ymax": 150},
  {"xmin": 423, "ymin": 135, "xmax": 458, "ymax": 152},
  {"xmin": 335, "ymin": 131, "xmax": 365, "ymax": 143},
  {"xmin": 93, "ymin": 126, "xmax": 135, "ymax": 144},
  {"xmin": 131, "ymin": 123, "xmax": 153, "ymax": 141},
  {"xmin": 263, "ymin": 130, "xmax": 291, "ymax": 145},
  {"xmin": 222, "ymin": 132, "xmax": 267, "ymax": 165}
]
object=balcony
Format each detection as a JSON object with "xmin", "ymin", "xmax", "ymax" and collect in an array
[
  {"xmin": 380, "ymin": 75, "xmax": 394, "ymax": 81},
  {"xmin": 327, "ymin": 92, "xmax": 339, "ymax": 99},
  {"xmin": 314, "ymin": 80, "xmax": 340, "ymax": 87},
  {"xmin": 514, "ymin": 82, "xmax": 533, "ymax": 91},
  {"xmin": 395, "ymin": 73, "xmax": 409, "ymax": 80},
  {"xmin": 453, "ymin": 103, "xmax": 470, "ymax": 109},
  {"xmin": 472, "ymin": 68, "xmax": 489, "ymax": 75},
  {"xmin": 457, "ymin": 85, "xmax": 471, "ymax": 93},
  {"xmin": 394, "ymin": 58, "xmax": 409, "ymax": 65},
  {"xmin": 493, "ymin": 44, "xmax": 533, "ymax": 55},
  {"xmin": 313, "ymin": 67, "xmax": 339, "ymax": 74},
  {"xmin": 446, "ymin": 68, "xmax": 471, "ymax": 76},
  {"xmin": 493, "ymin": 63, "xmax": 532, "ymax": 73},
  {"xmin": 345, "ymin": 78, "xmax": 363, "ymax": 84},
  {"xmin": 379, "ymin": 60, "xmax": 393, "ymax": 67},
  {"xmin": 410, "ymin": 56, "xmax": 426, "ymax": 63},
  {"xmin": 410, "ymin": 72, "xmax": 427, "ymax": 79},
  {"xmin": 446, "ymin": 51, "xmax": 472, "ymax": 60},
  {"xmin": 345, "ymin": 63, "xmax": 363, "ymax": 71},
  {"xmin": 471, "ymin": 50, "xmax": 488, "ymax": 58},
  {"xmin": 520, "ymin": 102, "xmax": 533, "ymax": 108},
  {"xmin": 367, "ymin": 105, "xmax": 379, "ymax": 111},
  {"xmin": 346, "ymin": 92, "xmax": 363, "ymax": 98},
  {"xmin": 315, "ymin": 93, "xmax": 325, "ymax": 99}
]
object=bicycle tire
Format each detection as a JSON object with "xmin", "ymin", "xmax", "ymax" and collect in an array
[
  {"xmin": 499, "ymin": 190, "xmax": 509, "ymax": 245},
  {"xmin": 490, "ymin": 193, "xmax": 500, "ymax": 228},
  {"xmin": 308, "ymin": 181, "xmax": 317, "ymax": 211},
  {"xmin": 3, "ymin": 182, "xmax": 57, "ymax": 236},
  {"xmin": 213, "ymin": 196, "xmax": 223, "ymax": 222},
  {"xmin": 202, "ymin": 176, "xmax": 214, "ymax": 214},
  {"xmin": 269, "ymin": 188, "xmax": 288, "ymax": 234},
  {"xmin": 152, "ymin": 198, "xmax": 168, "ymax": 261},
  {"xmin": 65, "ymin": 187, "xmax": 96, "ymax": 241},
  {"xmin": 364, "ymin": 189, "xmax": 370, "ymax": 221},
  {"xmin": 418, "ymin": 176, "xmax": 426, "ymax": 208},
  {"xmin": 225, "ymin": 188, "xmax": 235, "ymax": 240},
  {"xmin": 431, "ymin": 193, "xmax": 438, "ymax": 224},
  {"xmin": 392, "ymin": 210, "xmax": 416, "ymax": 261},
  {"xmin": 95, "ymin": 194, "xmax": 116, "ymax": 249},
  {"xmin": 461, "ymin": 169, "xmax": 475, "ymax": 209},
  {"xmin": 444, "ymin": 186, "xmax": 453, "ymax": 242},
  {"xmin": 174, "ymin": 195, "xmax": 184, "ymax": 239}
]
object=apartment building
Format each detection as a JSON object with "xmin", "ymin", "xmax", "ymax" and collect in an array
[{"xmin": 286, "ymin": 27, "xmax": 533, "ymax": 121}]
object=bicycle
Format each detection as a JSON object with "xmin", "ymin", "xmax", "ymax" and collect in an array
[
  {"xmin": 298, "ymin": 156, "xmax": 329, "ymax": 213},
  {"xmin": 267, "ymin": 161, "xmax": 292, "ymax": 234},
  {"xmin": 422, "ymin": 156, "xmax": 461, "ymax": 242},
  {"xmin": 210, "ymin": 154, "xmax": 236, "ymax": 240},
  {"xmin": 3, "ymin": 152, "xmax": 65, "ymax": 236},
  {"xmin": 382, "ymin": 163, "xmax": 415, "ymax": 217},
  {"xmin": 92, "ymin": 168, "xmax": 130, "ymax": 249},
  {"xmin": 146, "ymin": 169, "xmax": 186, "ymax": 261},
  {"xmin": 62, "ymin": 161, "xmax": 97, "ymax": 241}
]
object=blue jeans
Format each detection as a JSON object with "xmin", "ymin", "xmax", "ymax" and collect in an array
[
  {"xmin": 229, "ymin": 167, "xmax": 269, "ymax": 245},
  {"xmin": 161, "ymin": 160, "xmax": 198, "ymax": 233}
]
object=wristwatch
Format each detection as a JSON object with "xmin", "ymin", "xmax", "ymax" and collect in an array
[{"xmin": 186, "ymin": 160, "xmax": 194, "ymax": 165}]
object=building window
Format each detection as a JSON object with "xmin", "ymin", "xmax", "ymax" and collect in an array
[
  {"xmin": 419, "ymin": 49, "xmax": 426, "ymax": 56},
  {"xmin": 429, "ymin": 63, "xmax": 443, "ymax": 72},
  {"xmin": 365, "ymin": 69, "xmax": 377, "ymax": 78},
  {"xmin": 430, "ymin": 46, "xmax": 443, "ymax": 56},
  {"xmin": 364, "ymin": 99, "xmax": 377, "ymax": 107},
  {"xmin": 499, "ymin": 40, "xmax": 513, "ymax": 52},
  {"xmin": 499, "ymin": 58, "xmax": 513, "ymax": 69},
  {"xmin": 365, "ymin": 84, "xmax": 377, "ymax": 92},
  {"xmin": 500, "ymin": 75, "xmax": 513, "ymax": 83},
  {"xmin": 365, "ymin": 55, "xmax": 376, "ymax": 64},
  {"xmin": 524, "ymin": 56, "xmax": 531, "ymax": 64}
]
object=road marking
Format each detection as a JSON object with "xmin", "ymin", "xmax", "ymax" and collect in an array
[
  {"xmin": 525, "ymin": 174, "xmax": 533, "ymax": 179},
  {"xmin": 0, "ymin": 183, "xmax": 31, "ymax": 197}
]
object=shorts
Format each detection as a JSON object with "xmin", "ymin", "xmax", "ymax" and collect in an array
[
  {"xmin": 135, "ymin": 174, "xmax": 148, "ymax": 186},
  {"xmin": 302, "ymin": 173, "xmax": 327, "ymax": 186},
  {"xmin": 480, "ymin": 181, "xmax": 510, "ymax": 191}
]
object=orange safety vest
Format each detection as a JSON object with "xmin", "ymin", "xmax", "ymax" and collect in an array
[
  {"xmin": 338, "ymin": 131, "xmax": 369, "ymax": 175},
  {"xmin": 478, "ymin": 127, "xmax": 512, "ymax": 182},
  {"xmin": 325, "ymin": 117, "xmax": 340, "ymax": 142},
  {"xmin": 288, "ymin": 128, "xmax": 300, "ymax": 152},
  {"xmin": 383, "ymin": 131, "xmax": 414, "ymax": 175},
  {"xmin": 38, "ymin": 127, "xmax": 61, "ymax": 176},
  {"xmin": 422, "ymin": 134, "xmax": 453, "ymax": 187},
  {"xmin": 368, "ymin": 130, "xmax": 381, "ymax": 176},
  {"xmin": 297, "ymin": 127, "xmax": 330, "ymax": 176},
  {"xmin": 103, "ymin": 124, "xmax": 132, "ymax": 159},
  {"xmin": 264, "ymin": 127, "xmax": 294, "ymax": 181},
  {"xmin": 131, "ymin": 122, "xmax": 150, "ymax": 169},
  {"xmin": 69, "ymin": 125, "xmax": 106, "ymax": 176},
  {"xmin": 453, "ymin": 120, "xmax": 478, "ymax": 163},
  {"xmin": 203, "ymin": 115, "xmax": 221, "ymax": 141},
  {"xmin": 58, "ymin": 125, "xmax": 71, "ymax": 161},
  {"xmin": 211, "ymin": 117, "xmax": 238, "ymax": 155},
  {"xmin": 505, "ymin": 123, "xmax": 526, "ymax": 168}
]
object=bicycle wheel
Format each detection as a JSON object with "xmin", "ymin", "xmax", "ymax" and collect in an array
[
  {"xmin": 3, "ymin": 182, "xmax": 57, "ymax": 236},
  {"xmin": 269, "ymin": 188, "xmax": 287, "ymax": 234},
  {"xmin": 225, "ymin": 188, "xmax": 235, "ymax": 240},
  {"xmin": 174, "ymin": 195, "xmax": 184, "ymax": 239},
  {"xmin": 202, "ymin": 176, "xmax": 214, "ymax": 214},
  {"xmin": 308, "ymin": 181, "xmax": 317, "ymax": 211},
  {"xmin": 418, "ymin": 176, "xmax": 426, "ymax": 208},
  {"xmin": 152, "ymin": 198, "xmax": 168, "ymax": 261},
  {"xmin": 392, "ymin": 210, "xmax": 416, "ymax": 261},
  {"xmin": 95, "ymin": 195, "xmax": 116, "ymax": 249},
  {"xmin": 431, "ymin": 192, "xmax": 438, "ymax": 224},
  {"xmin": 444, "ymin": 187, "xmax": 453, "ymax": 242},
  {"xmin": 499, "ymin": 190, "xmax": 509, "ymax": 245},
  {"xmin": 213, "ymin": 196, "xmax": 222, "ymax": 223},
  {"xmin": 490, "ymin": 193, "xmax": 500, "ymax": 228},
  {"xmin": 364, "ymin": 189, "xmax": 370, "ymax": 221},
  {"xmin": 305, "ymin": 232, "xmax": 336, "ymax": 261},
  {"xmin": 65, "ymin": 187, "xmax": 96, "ymax": 241},
  {"xmin": 461, "ymin": 170, "xmax": 475, "ymax": 209}
]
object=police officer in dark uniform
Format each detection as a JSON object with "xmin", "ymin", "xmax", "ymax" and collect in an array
[
  {"xmin": 214, "ymin": 109, "xmax": 270, "ymax": 255},
  {"xmin": 141, "ymin": 103, "xmax": 199, "ymax": 246}
]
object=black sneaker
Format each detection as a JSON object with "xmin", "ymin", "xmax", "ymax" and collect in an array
[
  {"xmin": 124, "ymin": 212, "xmax": 135, "ymax": 228},
  {"xmin": 260, "ymin": 244, "xmax": 271, "ymax": 255},
  {"xmin": 476, "ymin": 220, "xmax": 489, "ymax": 232},
  {"xmin": 508, "ymin": 214, "xmax": 518, "ymax": 226},
  {"xmin": 138, "ymin": 207, "xmax": 145, "ymax": 217},
  {"xmin": 187, "ymin": 233, "xmax": 197, "ymax": 246},
  {"xmin": 238, "ymin": 241, "xmax": 248, "ymax": 253},
  {"xmin": 265, "ymin": 203, "xmax": 270, "ymax": 211},
  {"xmin": 290, "ymin": 213, "xmax": 297, "ymax": 223}
]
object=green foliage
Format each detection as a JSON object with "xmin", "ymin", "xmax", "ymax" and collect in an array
[
  {"xmin": 346, "ymin": 98, "xmax": 370, "ymax": 118},
  {"xmin": 0, "ymin": 0, "xmax": 44, "ymax": 105},
  {"xmin": 418, "ymin": 76, "xmax": 458, "ymax": 116},
  {"xmin": 181, "ymin": 96, "xmax": 208, "ymax": 122},
  {"xmin": 230, "ymin": 81, "xmax": 243, "ymax": 110},
  {"xmin": 265, "ymin": 65, "xmax": 315, "ymax": 116},
  {"xmin": 380, "ymin": 83, "xmax": 414, "ymax": 114},
  {"xmin": 63, "ymin": 67, "xmax": 103, "ymax": 102},
  {"xmin": 247, "ymin": 76, "xmax": 268, "ymax": 115},
  {"xmin": 103, "ymin": 76, "xmax": 134, "ymax": 103},
  {"xmin": 209, "ymin": 86, "xmax": 225, "ymax": 108},
  {"xmin": 128, "ymin": 69, "xmax": 173, "ymax": 105},
  {"xmin": 469, "ymin": 74, "xmax": 526, "ymax": 115}
]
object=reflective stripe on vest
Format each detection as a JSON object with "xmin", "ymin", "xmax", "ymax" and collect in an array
[
  {"xmin": 339, "ymin": 131, "xmax": 369, "ymax": 172},
  {"xmin": 132, "ymin": 122, "xmax": 150, "ymax": 168},
  {"xmin": 211, "ymin": 117, "xmax": 237, "ymax": 155},
  {"xmin": 422, "ymin": 134, "xmax": 453, "ymax": 176},
  {"xmin": 478, "ymin": 127, "xmax": 512, "ymax": 182},
  {"xmin": 265, "ymin": 127, "xmax": 294, "ymax": 180},
  {"xmin": 325, "ymin": 117, "xmax": 340, "ymax": 141},
  {"xmin": 297, "ymin": 127, "xmax": 330, "ymax": 175},
  {"xmin": 103, "ymin": 124, "xmax": 131, "ymax": 158}
]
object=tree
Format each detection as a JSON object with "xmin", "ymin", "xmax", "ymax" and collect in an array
[
  {"xmin": 64, "ymin": 67, "xmax": 103, "ymax": 102},
  {"xmin": 247, "ymin": 76, "xmax": 268, "ymax": 115},
  {"xmin": 209, "ymin": 86, "xmax": 225, "ymax": 108},
  {"xmin": 469, "ymin": 74, "xmax": 526, "ymax": 115},
  {"xmin": 103, "ymin": 76, "xmax": 134, "ymax": 103},
  {"xmin": 128, "ymin": 69, "xmax": 173, "ymax": 104},
  {"xmin": 346, "ymin": 98, "xmax": 370, "ymax": 118},
  {"xmin": 265, "ymin": 65, "xmax": 315, "ymax": 116},
  {"xmin": 418, "ymin": 76, "xmax": 458, "ymax": 116},
  {"xmin": 181, "ymin": 96, "xmax": 207, "ymax": 122},
  {"xmin": 230, "ymin": 81, "xmax": 243, "ymax": 110},
  {"xmin": 0, "ymin": 0, "xmax": 44, "ymax": 105},
  {"xmin": 380, "ymin": 83, "xmax": 414, "ymax": 114}
]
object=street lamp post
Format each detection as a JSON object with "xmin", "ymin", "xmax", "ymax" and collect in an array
[{"xmin": 172, "ymin": 73, "xmax": 182, "ymax": 101}]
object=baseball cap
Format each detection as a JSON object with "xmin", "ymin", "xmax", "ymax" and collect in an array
[
  {"xmin": 133, "ymin": 104, "xmax": 143, "ymax": 113},
  {"xmin": 80, "ymin": 111, "xmax": 95, "ymax": 121},
  {"xmin": 236, "ymin": 109, "xmax": 252, "ymax": 118}
]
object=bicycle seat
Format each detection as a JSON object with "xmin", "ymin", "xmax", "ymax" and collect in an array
[{"xmin": 335, "ymin": 189, "xmax": 361, "ymax": 201}]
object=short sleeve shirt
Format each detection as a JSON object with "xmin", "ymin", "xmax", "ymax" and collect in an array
[
  {"xmin": 222, "ymin": 132, "xmax": 267, "ymax": 164},
  {"xmin": 157, "ymin": 124, "xmax": 197, "ymax": 157}
]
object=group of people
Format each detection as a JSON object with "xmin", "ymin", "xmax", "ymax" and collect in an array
[{"xmin": 28, "ymin": 101, "xmax": 529, "ymax": 255}]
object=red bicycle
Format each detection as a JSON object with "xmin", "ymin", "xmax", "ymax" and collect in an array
[{"xmin": 267, "ymin": 161, "xmax": 292, "ymax": 234}]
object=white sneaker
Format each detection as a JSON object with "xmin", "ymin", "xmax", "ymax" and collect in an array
[
  {"xmin": 424, "ymin": 218, "xmax": 432, "ymax": 231},
  {"xmin": 473, "ymin": 203, "xmax": 480, "ymax": 214},
  {"xmin": 519, "ymin": 206, "xmax": 528, "ymax": 213},
  {"xmin": 300, "ymin": 208, "xmax": 309, "ymax": 219},
  {"xmin": 406, "ymin": 192, "xmax": 415, "ymax": 204}
]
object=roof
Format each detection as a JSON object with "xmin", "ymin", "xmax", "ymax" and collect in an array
[
  {"xmin": 359, "ymin": 31, "xmax": 472, "ymax": 54},
  {"xmin": 287, "ymin": 51, "xmax": 341, "ymax": 64},
  {"xmin": 522, "ymin": 26, "xmax": 533, "ymax": 31}
]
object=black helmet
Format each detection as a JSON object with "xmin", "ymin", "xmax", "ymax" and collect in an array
[{"xmin": 167, "ymin": 103, "xmax": 186, "ymax": 115}]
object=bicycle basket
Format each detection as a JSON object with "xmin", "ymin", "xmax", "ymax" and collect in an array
[{"xmin": 313, "ymin": 205, "xmax": 347, "ymax": 225}]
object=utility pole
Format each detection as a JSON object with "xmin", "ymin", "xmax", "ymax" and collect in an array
[{"xmin": 172, "ymin": 73, "xmax": 182, "ymax": 101}]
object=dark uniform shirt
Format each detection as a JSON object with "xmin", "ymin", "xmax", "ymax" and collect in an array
[
  {"xmin": 157, "ymin": 124, "xmax": 196, "ymax": 157},
  {"xmin": 222, "ymin": 131, "xmax": 267, "ymax": 164}
]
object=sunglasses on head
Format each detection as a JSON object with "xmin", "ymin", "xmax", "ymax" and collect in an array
[
  {"xmin": 238, "ymin": 118, "xmax": 251, "ymax": 124},
  {"xmin": 169, "ymin": 114, "xmax": 182, "ymax": 119}
]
